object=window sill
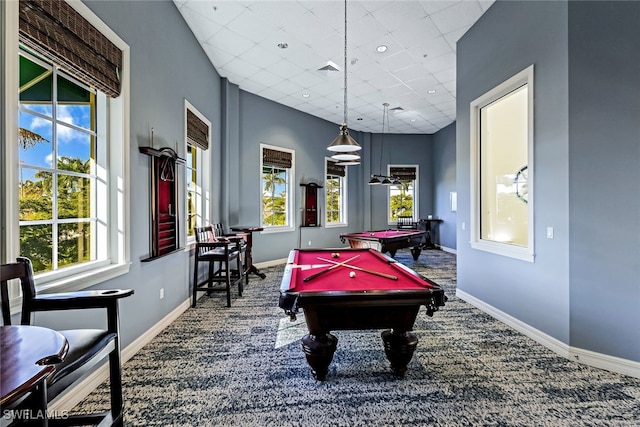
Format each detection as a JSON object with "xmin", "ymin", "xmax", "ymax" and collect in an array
[
  {"xmin": 325, "ymin": 223, "xmax": 348, "ymax": 228},
  {"xmin": 37, "ymin": 262, "xmax": 132, "ymax": 294},
  {"xmin": 261, "ymin": 226, "xmax": 294, "ymax": 234}
]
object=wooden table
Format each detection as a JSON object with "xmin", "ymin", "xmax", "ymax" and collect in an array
[
  {"xmin": 230, "ymin": 226, "xmax": 266, "ymax": 279},
  {"xmin": 1, "ymin": 325, "xmax": 68, "ymax": 425}
]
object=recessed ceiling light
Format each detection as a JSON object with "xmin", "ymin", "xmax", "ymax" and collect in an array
[
  {"xmin": 302, "ymin": 93, "xmax": 310, "ymax": 98},
  {"xmin": 410, "ymin": 119, "xmax": 416, "ymax": 122},
  {"xmin": 376, "ymin": 45, "xmax": 388, "ymax": 53},
  {"xmin": 357, "ymin": 117, "xmax": 363, "ymax": 121},
  {"xmin": 277, "ymin": 42, "xmax": 288, "ymax": 49},
  {"xmin": 427, "ymin": 89, "xmax": 437, "ymax": 94}
]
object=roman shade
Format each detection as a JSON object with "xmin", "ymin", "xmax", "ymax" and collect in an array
[
  {"xmin": 18, "ymin": 0, "xmax": 122, "ymax": 98},
  {"xmin": 263, "ymin": 148, "xmax": 292, "ymax": 169},
  {"xmin": 326, "ymin": 160, "xmax": 346, "ymax": 177},
  {"xmin": 390, "ymin": 166, "xmax": 417, "ymax": 181},
  {"xmin": 186, "ymin": 108, "xmax": 209, "ymax": 150}
]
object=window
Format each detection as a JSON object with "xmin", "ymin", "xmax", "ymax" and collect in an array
[
  {"xmin": 260, "ymin": 144, "xmax": 294, "ymax": 232},
  {"xmin": 3, "ymin": 1, "xmax": 130, "ymax": 292},
  {"xmin": 470, "ymin": 65, "xmax": 534, "ymax": 262},
  {"xmin": 325, "ymin": 159, "xmax": 347, "ymax": 226},
  {"xmin": 184, "ymin": 100, "xmax": 211, "ymax": 242},
  {"xmin": 388, "ymin": 165, "xmax": 418, "ymax": 224},
  {"xmin": 18, "ymin": 51, "xmax": 100, "ymax": 273}
]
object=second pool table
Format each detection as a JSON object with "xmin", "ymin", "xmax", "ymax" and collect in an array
[{"xmin": 340, "ymin": 229, "xmax": 427, "ymax": 260}]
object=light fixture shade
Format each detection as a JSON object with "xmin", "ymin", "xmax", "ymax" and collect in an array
[
  {"xmin": 335, "ymin": 160, "xmax": 360, "ymax": 166},
  {"xmin": 381, "ymin": 176, "xmax": 393, "ymax": 185},
  {"xmin": 368, "ymin": 175, "xmax": 382, "ymax": 185},
  {"xmin": 328, "ymin": 124, "xmax": 361, "ymax": 152},
  {"xmin": 331, "ymin": 152, "xmax": 360, "ymax": 161}
]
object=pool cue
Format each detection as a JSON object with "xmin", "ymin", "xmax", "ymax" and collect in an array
[
  {"xmin": 303, "ymin": 254, "xmax": 360, "ymax": 282},
  {"xmin": 316, "ymin": 256, "xmax": 398, "ymax": 281},
  {"xmin": 290, "ymin": 264, "xmax": 332, "ymax": 270}
]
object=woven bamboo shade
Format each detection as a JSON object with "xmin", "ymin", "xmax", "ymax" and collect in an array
[
  {"xmin": 263, "ymin": 148, "xmax": 292, "ymax": 169},
  {"xmin": 19, "ymin": 0, "xmax": 122, "ymax": 98},
  {"xmin": 390, "ymin": 166, "xmax": 417, "ymax": 181},
  {"xmin": 186, "ymin": 109, "xmax": 209, "ymax": 150},
  {"xmin": 326, "ymin": 160, "xmax": 346, "ymax": 177}
]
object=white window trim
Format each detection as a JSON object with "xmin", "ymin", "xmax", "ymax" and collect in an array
[
  {"xmin": 183, "ymin": 99, "xmax": 211, "ymax": 247},
  {"xmin": 387, "ymin": 164, "xmax": 419, "ymax": 225},
  {"xmin": 259, "ymin": 143, "xmax": 295, "ymax": 233},
  {"xmin": 469, "ymin": 65, "xmax": 535, "ymax": 262},
  {"xmin": 324, "ymin": 157, "xmax": 348, "ymax": 228},
  {"xmin": 2, "ymin": 0, "xmax": 131, "ymax": 299}
]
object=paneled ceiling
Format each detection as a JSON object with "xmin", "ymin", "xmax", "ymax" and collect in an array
[{"xmin": 174, "ymin": 0, "xmax": 494, "ymax": 134}]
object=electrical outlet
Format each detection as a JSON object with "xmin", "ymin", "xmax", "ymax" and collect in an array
[
  {"xmin": 461, "ymin": 222, "xmax": 466, "ymax": 231},
  {"xmin": 160, "ymin": 288, "xmax": 164, "ymax": 299},
  {"xmin": 308, "ymin": 240, "xmax": 312, "ymax": 246},
  {"xmin": 547, "ymin": 227, "xmax": 554, "ymax": 239}
]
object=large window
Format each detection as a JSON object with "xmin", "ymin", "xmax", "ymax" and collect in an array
[
  {"xmin": 325, "ymin": 159, "xmax": 347, "ymax": 226},
  {"xmin": 184, "ymin": 100, "xmax": 211, "ymax": 241},
  {"xmin": 470, "ymin": 65, "xmax": 534, "ymax": 262},
  {"xmin": 260, "ymin": 144, "xmax": 294, "ymax": 231},
  {"xmin": 388, "ymin": 165, "xmax": 418, "ymax": 224},
  {"xmin": 3, "ymin": 0, "xmax": 130, "ymax": 292},
  {"xmin": 18, "ymin": 51, "xmax": 99, "ymax": 273}
]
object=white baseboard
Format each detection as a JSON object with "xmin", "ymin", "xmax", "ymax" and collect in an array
[
  {"xmin": 456, "ymin": 289, "xmax": 639, "ymax": 379},
  {"xmin": 49, "ymin": 298, "xmax": 192, "ymax": 412},
  {"xmin": 254, "ymin": 258, "xmax": 288, "ymax": 269},
  {"xmin": 440, "ymin": 246, "xmax": 457, "ymax": 254}
]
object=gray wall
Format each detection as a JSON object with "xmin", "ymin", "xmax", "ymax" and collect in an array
[
  {"xmin": 433, "ymin": 123, "xmax": 457, "ymax": 250},
  {"xmin": 457, "ymin": 0, "xmax": 639, "ymax": 362},
  {"xmin": 567, "ymin": 1, "xmax": 640, "ymax": 360},
  {"xmin": 457, "ymin": 0, "xmax": 571, "ymax": 342},
  {"xmin": 28, "ymin": 0, "xmax": 224, "ymax": 347}
]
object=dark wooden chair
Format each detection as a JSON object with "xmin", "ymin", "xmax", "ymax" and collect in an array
[
  {"xmin": 212, "ymin": 223, "xmax": 249, "ymax": 286},
  {"xmin": 0, "ymin": 257, "xmax": 133, "ymax": 426},
  {"xmin": 397, "ymin": 215, "xmax": 417, "ymax": 229},
  {"xmin": 192, "ymin": 225, "xmax": 244, "ymax": 307}
]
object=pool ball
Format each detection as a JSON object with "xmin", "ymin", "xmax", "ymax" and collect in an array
[
  {"xmin": 349, "ymin": 271, "xmax": 356, "ymax": 278},
  {"xmin": 332, "ymin": 252, "xmax": 339, "ymax": 258}
]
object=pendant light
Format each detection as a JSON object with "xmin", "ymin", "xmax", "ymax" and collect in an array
[
  {"xmin": 369, "ymin": 103, "xmax": 389, "ymax": 185},
  {"xmin": 328, "ymin": 0, "xmax": 361, "ymax": 157}
]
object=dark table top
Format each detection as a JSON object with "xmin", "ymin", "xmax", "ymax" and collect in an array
[{"xmin": 0, "ymin": 325, "xmax": 68, "ymax": 407}]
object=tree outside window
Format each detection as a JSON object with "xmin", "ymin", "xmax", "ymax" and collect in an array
[{"xmin": 19, "ymin": 52, "xmax": 97, "ymax": 273}]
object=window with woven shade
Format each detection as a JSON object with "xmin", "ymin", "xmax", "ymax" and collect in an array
[
  {"xmin": 261, "ymin": 144, "xmax": 295, "ymax": 231},
  {"xmin": 325, "ymin": 159, "xmax": 347, "ymax": 226},
  {"xmin": 5, "ymin": 0, "xmax": 131, "ymax": 295},
  {"xmin": 185, "ymin": 101, "xmax": 212, "ymax": 239},
  {"xmin": 388, "ymin": 165, "xmax": 419, "ymax": 224}
]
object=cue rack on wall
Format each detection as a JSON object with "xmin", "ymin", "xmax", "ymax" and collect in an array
[
  {"xmin": 300, "ymin": 182, "xmax": 322, "ymax": 227},
  {"xmin": 139, "ymin": 139, "xmax": 185, "ymax": 261}
]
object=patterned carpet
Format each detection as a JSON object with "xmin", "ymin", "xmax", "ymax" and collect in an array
[{"xmin": 75, "ymin": 250, "xmax": 640, "ymax": 426}]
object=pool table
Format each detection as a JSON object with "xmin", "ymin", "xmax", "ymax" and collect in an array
[
  {"xmin": 340, "ymin": 229, "xmax": 427, "ymax": 260},
  {"xmin": 279, "ymin": 248, "xmax": 446, "ymax": 380}
]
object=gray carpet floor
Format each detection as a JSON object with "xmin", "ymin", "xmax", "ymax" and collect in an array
[{"xmin": 76, "ymin": 249, "xmax": 640, "ymax": 426}]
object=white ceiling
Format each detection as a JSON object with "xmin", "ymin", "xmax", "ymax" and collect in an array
[{"xmin": 174, "ymin": 0, "xmax": 494, "ymax": 134}]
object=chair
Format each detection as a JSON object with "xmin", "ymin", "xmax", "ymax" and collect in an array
[
  {"xmin": 0, "ymin": 257, "xmax": 133, "ymax": 426},
  {"xmin": 397, "ymin": 216, "xmax": 417, "ymax": 230},
  {"xmin": 192, "ymin": 225, "xmax": 244, "ymax": 307},
  {"xmin": 212, "ymin": 223, "xmax": 249, "ymax": 286}
]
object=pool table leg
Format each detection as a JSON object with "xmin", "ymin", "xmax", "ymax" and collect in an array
[
  {"xmin": 381, "ymin": 330, "xmax": 418, "ymax": 377},
  {"xmin": 301, "ymin": 333, "xmax": 338, "ymax": 381},
  {"xmin": 410, "ymin": 247, "xmax": 421, "ymax": 260}
]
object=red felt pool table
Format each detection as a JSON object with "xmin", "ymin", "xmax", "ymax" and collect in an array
[
  {"xmin": 279, "ymin": 248, "xmax": 446, "ymax": 380},
  {"xmin": 340, "ymin": 229, "xmax": 427, "ymax": 260}
]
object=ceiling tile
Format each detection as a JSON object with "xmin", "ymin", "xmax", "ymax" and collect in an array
[{"xmin": 176, "ymin": 0, "xmax": 495, "ymax": 134}]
